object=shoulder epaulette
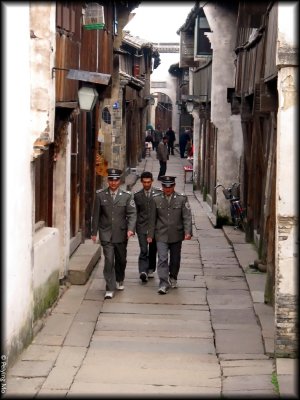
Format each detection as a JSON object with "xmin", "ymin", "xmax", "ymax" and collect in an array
[
  {"xmin": 96, "ymin": 188, "xmax": 106, "ymax": 193},
  {"xmin": 134, "ymin": 188, "xmax": 144, "ymax": 194},
  {"xmin": 153, "ymin": 192, "xmax": 162, "ymax": 197},
  {"xmin": 122, "ymin": 189, "xmax": 132, "ymax": 195},
  {"xmin": 174, "ymin": 191, "xmax": 186, "ymax": 197}
]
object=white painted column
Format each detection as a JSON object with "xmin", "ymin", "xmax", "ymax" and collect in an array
[{"xmin": 275, "ymin": 2, "xmax": 298, "ymax": 357}]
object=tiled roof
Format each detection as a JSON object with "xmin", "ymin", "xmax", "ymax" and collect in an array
[{"xmin": 122, "ymin": 31, "xmax": 153, "ymax": 49}]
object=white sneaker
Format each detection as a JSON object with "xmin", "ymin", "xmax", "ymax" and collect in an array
[
  {"xmin": 169, "ymin": 277, "xmax": 178, "ymax": 288},
  {"xmin": 104, "ymin": 291, "xmax": 114, "ymax": 299},
  {"xmin": 158, "ymin": 286, "xmax": 168, "ymax": 295},
  {"xmin": 116, "ymin": 282, "xmax": 124, "ymax": 291},
  {"xmin": 148, "ymin": 270, "xmax": 154, "ymax": 278}
]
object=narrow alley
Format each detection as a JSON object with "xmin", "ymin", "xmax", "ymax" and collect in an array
[{"xmin": 5, "ymin": 148, "xmax": 295, "ymax": 398}]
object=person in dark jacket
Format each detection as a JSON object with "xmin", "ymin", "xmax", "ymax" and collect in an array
[
  {"xmin": 147, "ymin": 176, "xmax": 193, "ymax": 294},
  {"xmin": 153, "ymin": 125, "xmax": 163, "ymax": 151},
  {"xmin": 91, "ymin": 168, "xmax": 136, "ymax": 299},
  {"xmin": 165, "ymin": 127, "xmax": 176, "ymax": 155},
  {"xmin": 134, "ymin": 172, "xmax": 161, "ymax": 283},
  {"xmin": 179, "ymin": 129, "xmax": 191, "ymax": 158},
  {"xmin": 156, "ymin": 135, "xmax": 169, "ymax": 180}
]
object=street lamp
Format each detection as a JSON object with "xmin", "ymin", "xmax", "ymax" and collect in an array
[
  {"xmin": 78, "ymin": 86, "xmax": 98, "ymax": 111},
  {"xmin": 186, "ymin": 100, "xmax": 194, "ymax": 113}
]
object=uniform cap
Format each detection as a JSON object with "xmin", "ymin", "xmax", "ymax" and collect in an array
[
  {"xmin": 107, "ymin": 168, "xmax": 122, "ymax": 180},
  {"xmin": 161, "ymin": 176, "xmax": 176, "ymax": 187}
]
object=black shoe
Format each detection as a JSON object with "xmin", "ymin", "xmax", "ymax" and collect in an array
[{"xmin": 140, "ymin": 272, "xmax": 148, "ymax": 283}]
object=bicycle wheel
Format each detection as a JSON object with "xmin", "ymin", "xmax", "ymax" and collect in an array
[
  {"xmin": 230, "ymin": 203, "xmax": 239, "ymax": 229},
  {"xmin": 237, "ymin": 204, "xmax": 246, "ymax": 231}
]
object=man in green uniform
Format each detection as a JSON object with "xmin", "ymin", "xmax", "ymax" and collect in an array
[
  {"xmin": 134, "ymin": 171, "xmax": 161, "ymax": 283},
  {"xmin": 147, "ymin": 176, "xmax": 193, "ymax": 294},
  {"xmin": 91, "ymin": 168, "xmax": 136, "ymax": 299}
]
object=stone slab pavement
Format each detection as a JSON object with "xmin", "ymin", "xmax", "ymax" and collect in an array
[{"xmin": 4, "ymin": 147, "xmax": 297, "ymax": 398}]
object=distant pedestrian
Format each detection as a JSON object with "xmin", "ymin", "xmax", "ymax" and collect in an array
[
  {"xmin": 91, "ymin": 168, "xmax": 136, "ymax": 299},
  {"xmin": 144, "ymin": 129, "xmax": 154, "ymax": 157},
  {"xmin": 134, "ymin": 172, "xmax": 161, "ymax": 283},
  {"xmin": 145, "ymin": 129, "xmax": 154, "ymax": 148},
  {"xmin": 186, "ymin": 137, "xmax": 193, "ymax": 157},
  {"xmin": 165, "ymin": 126, "xmax": 176, "ymax": 155},
  {"xmin": 179, "ymin": 129, "xmax": 191, "ymax": 158},
  {"xmin": 156, "ymin": 135, "xmax": 169, "ymax": 180},
  {"xmin": 153, "ymin": 125, "xmax": 163, "ymax": 151},
  {"xmin": 147, "ymin": 176, "xmax": 193, "ymax": 294}
]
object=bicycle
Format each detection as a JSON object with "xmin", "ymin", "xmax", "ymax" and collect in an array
[{"xmin": 214, "ymin": 182, "xmax": 247, "ymax": 231}]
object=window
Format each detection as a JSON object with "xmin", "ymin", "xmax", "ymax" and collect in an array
[
  {"xmin": 194, "ymin": 11, "xmax": 212, "ymax": 57},
  {"xmin": 113, "ymin": 3, "xmax": 118, "ymax": 35},
  {"xmin": 34, "ymin": 146, "xmax": 54, "ymax": 227},
  {"xmin": 102, "ymin": 107, "xmax": 111, "ymax": 124}
]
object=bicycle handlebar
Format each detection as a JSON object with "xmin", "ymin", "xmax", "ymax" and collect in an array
[
  {"xmin": 215, "ymin": 182, "xmax": 240, "ymax": 190},
  {"xmin": 214, "ymin": 184, "xmax": 225, "ymax": 190},
  {"xmin": 215, "ymin": 182, "xmax": 241, "ymax": 200}
]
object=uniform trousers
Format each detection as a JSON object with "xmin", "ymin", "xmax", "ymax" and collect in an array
[
  {"xmin": 101, "ymin": 241, "xmax": 127, "ymax": 291},
  {"xmin": 137, "ymin": 233, "xmax": 157, "ymax": 274},
  {"xmin": 156, "ymin": 241, "xmax": 182, "ymax": 288}
]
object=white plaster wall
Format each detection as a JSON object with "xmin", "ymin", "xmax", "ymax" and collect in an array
[
  {"xmin": 150, "ymin": 51, "xmax": 180, "ymax": 138},
  {"xmin": 204, "ymin": 4, "xmax": 242, "ymax": 215},
  {"xmin": 229, "ymin": 114, "xmax": 244, "ymax": 179},
  {"xmin": 276, "ymin": 3, "xmax": 298, "ymax": 295},
  {"xmin": 192, "ymin": 112, "xmax": 200, "ymax": 187},
  {"xmin": 52, "ymin": 124, "xmax": 71, "ymax": 279},
  {"xmin": 33, "ymin": 228, "xmax": 60, "ymax": 288},
  {"xmin": 4, "ymin": 4, "xmax": 34, "ymax": 351},
  {"xmin": 30, "ymin": 3, "xmax": 56, "ymax": 145},
  {"xmin": 277, "ymin": 70, "xmax": 297, "ymax": 217}
]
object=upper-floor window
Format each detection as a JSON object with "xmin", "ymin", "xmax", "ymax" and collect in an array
[
  {"xmin": 113, "ymin": 3, "xmax": 118, "ymax": 35},
  {"xmin": 194, "ymin": 10, "xmax": 212, "ymax": 57}
]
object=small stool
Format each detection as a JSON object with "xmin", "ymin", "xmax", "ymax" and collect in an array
[{"xmin": 183, "ymin": 165, "xmax": 193, "ymax": 183}]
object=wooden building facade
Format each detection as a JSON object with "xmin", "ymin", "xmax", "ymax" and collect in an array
[{"xmin": 177, "ymin": 1, "xmax": 298, "ymax": 357}]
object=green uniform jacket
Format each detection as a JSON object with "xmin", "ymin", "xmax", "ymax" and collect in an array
[
  {"xmin": 91, "ymin": 188, "xmax": 136, "ymax": 243},
  {"xmin": 134, "ymin": 187, "xmax": 162, "ymax": 235},
  {"xmin": 148, "ymin": 191, "xmax": 193, "ymax": 243}
]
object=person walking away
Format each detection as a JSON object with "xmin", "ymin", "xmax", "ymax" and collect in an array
[
  {"xmin": 185, "ymin": 137, "xmax": 192, "ymax": 158},
  {"xmin": 153, "ymin": 125, "xmax": 163, "ymax": 151},
  {"xmin": 156, "ymin": 135, "xmax": 169, "ymax": 181},
  {"xmin": 147, "ymin": 176, "xmax": 192, "ymax": 294},
  {"xmin": 179, "ymin": 129, "xmax": 191, "ymax": 158},
  {"xmin": 91, "ymin": 168, "xmax": 136, "ymax": 299},
  {"xmin": 144, "ymin": 129, "xmax": 154, "ymax": 157},
  {"xmin": 145, "ymin": 129, "xmax": 154, "ymax": 149},
  {"xmin": 134, "ymin": 171, "xmax": 161, "ymax": 283},
  {"xmin": 165, "ymin": 126, "xmax": 176, "ymax": 155}
]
